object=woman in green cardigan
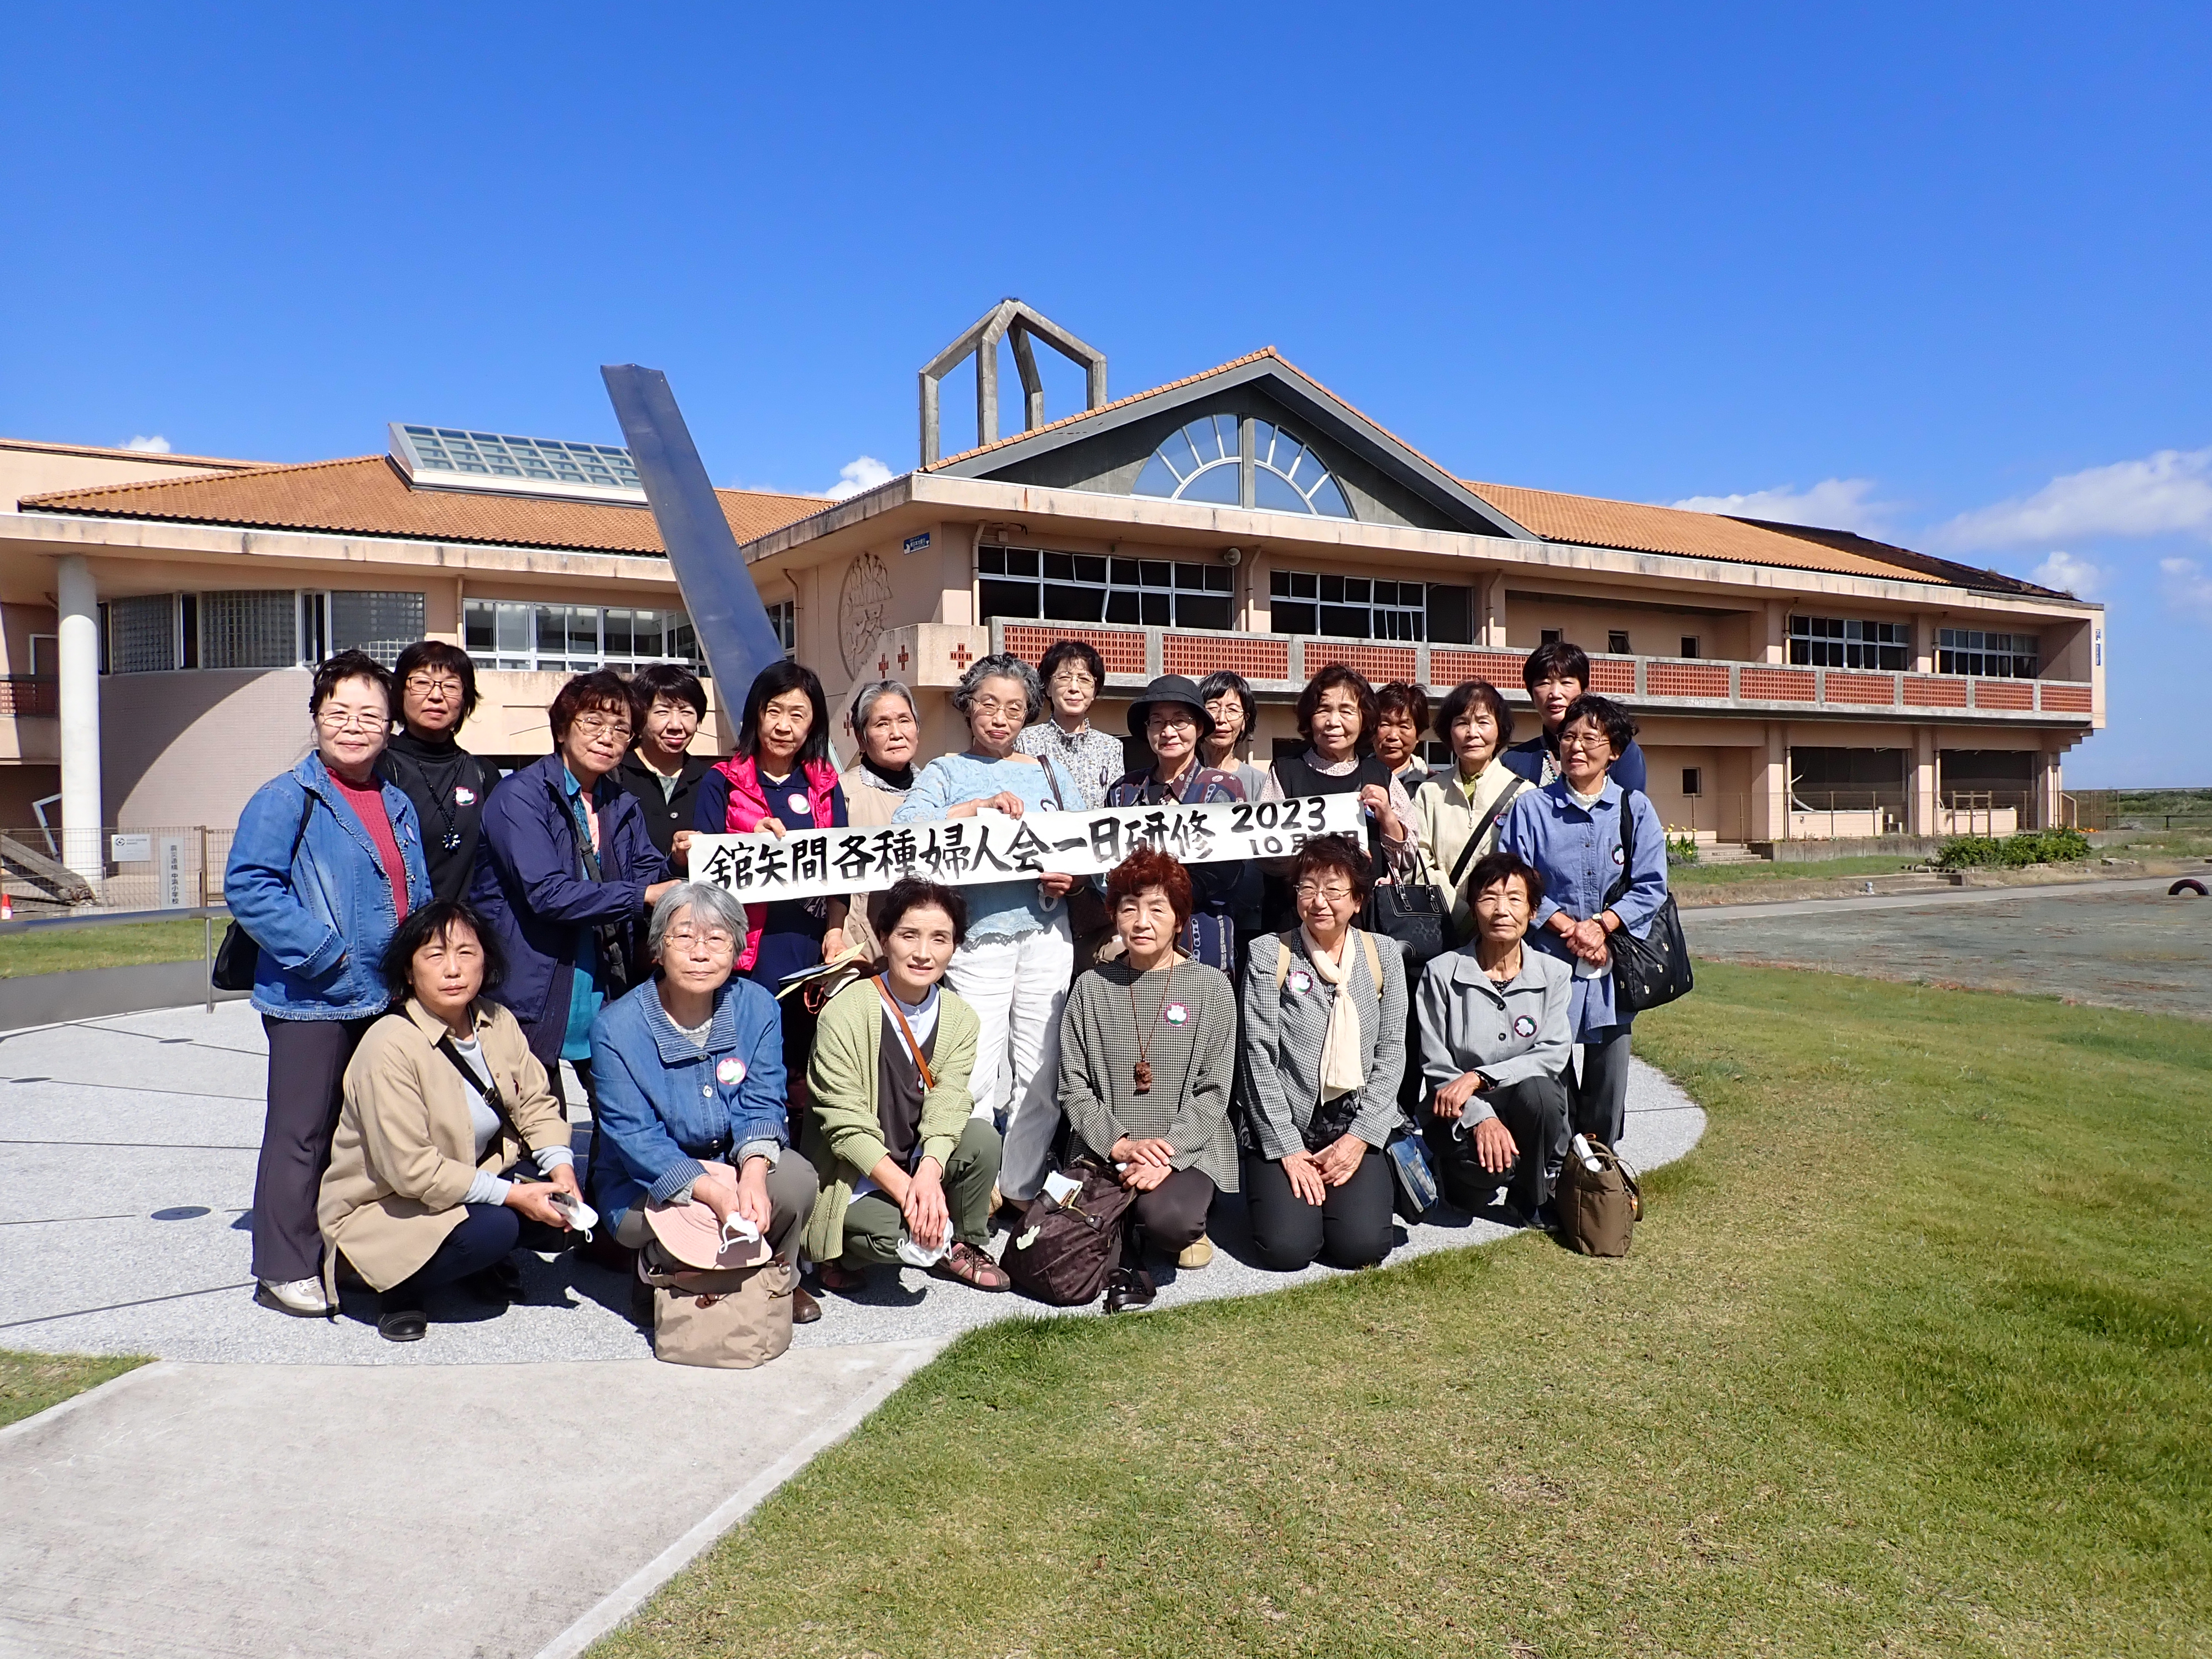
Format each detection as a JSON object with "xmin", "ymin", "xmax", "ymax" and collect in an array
[{"xmin": 803, "ymin": 878, "xmax": 1011, "ymax": 1292}]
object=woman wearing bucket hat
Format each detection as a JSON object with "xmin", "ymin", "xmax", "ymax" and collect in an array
[{"xmin": 1103, "ymin": 675, "xmax": 1249, "ymax": 971}]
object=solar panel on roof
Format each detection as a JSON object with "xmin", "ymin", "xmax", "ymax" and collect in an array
[{"xmin": 388, "ymin": 422, "xmax": 646, "ymax": 504}]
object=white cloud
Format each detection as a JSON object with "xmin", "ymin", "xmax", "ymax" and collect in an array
[
  {"xmin": 1933, "ymin": 446, "xmax": 2212, "ymax": 551},
  {"xmin": 123, "ymin": 434, "xmax": 171, "ymax": 453},
  {"xmin": 824, "ymin": 455, "xmax": 894, "ymax": 501},
  {"xmin": 2028, "ymin": 549, "xmax": 2105, "ymax": 598},
  {"xmin": 1670, "ymin": 477, "xmax": 1891, "ymax": 534},
  {"xmin": 2160, "ymin": 556, "xmax": 2212, "ymax": 622}
]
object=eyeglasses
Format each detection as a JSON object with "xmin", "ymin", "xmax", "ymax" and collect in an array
[
  {"xmin": 1559, "ymin": 730, "xmax": 1614, "ymax": 753},
  {"xmin": 1148, "ymin": 711, "xmax": 1197, "ymax": 731},
  {"xmin": 316, "ymin": 711, "xmax": 387, "ymax": 733},
  {"xmin": 573, "ymin": 714, "xmax": 633, "ymax": 740},
  {"xmin": 666, "ymin": 925, "xmax": 737, "ymax": 952},
  {"xmin": 968, "ymin": 697, "xmax": 1025, "ymax": 719},
  {"xmin": 1293, "ymin": 882, "xmax": 1355, "ymax": 902},
  {"xmin": 1048, "ymin": 670, "xmax": 1096, "ymax": 688},
  {"xmin": 405, "ymin": 675, "xmax": 465, "ymax": 697}
]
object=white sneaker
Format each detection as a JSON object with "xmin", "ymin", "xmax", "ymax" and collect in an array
[{"xmin": 255, "ymin": 1276, "xmax": 330, "ymax": 1317}]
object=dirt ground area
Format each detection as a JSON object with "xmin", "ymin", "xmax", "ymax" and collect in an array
[{"xmin": 1683, "ymin": 883, "xmax": 2212, "ymax": 1019}]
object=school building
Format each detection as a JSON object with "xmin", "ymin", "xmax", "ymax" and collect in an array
[{"xmin": 0, "ymin": 308, "xmax": 2103, "ymax": 897}]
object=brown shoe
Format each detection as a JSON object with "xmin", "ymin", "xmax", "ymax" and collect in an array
[
  {"xmin": 816, "ymin": 1260, "xmax": 868, "ymax": 1293},
  {"xmin": 930, "ymin": 1239, "xmax": 1012, "ymax": 1293},
  {"xmin": 792, "ymin": 1285, "xmax": 823, "ymax": 1324}
]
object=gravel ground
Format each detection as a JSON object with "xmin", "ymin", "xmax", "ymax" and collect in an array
[{"xmin": 0, "ymin": 1000, "xmax": 1705, "ymax": 1365}]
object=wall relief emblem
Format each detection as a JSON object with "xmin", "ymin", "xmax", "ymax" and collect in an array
[{"xmin": 838, "ymin": 551, "xmax": 893, "ymax": 676}]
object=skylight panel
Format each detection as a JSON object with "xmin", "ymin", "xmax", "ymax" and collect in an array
[{"xmin": 388, "ymin": 422, "xmax": 647, "ymax": 504}]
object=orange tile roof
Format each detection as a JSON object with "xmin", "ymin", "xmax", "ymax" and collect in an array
[
  {"xmin": 1461, "ymin": 479, "xmax": 1946, "ymax": 585},
  {"xmin": 21, "ymin": 455, "xmax": 827, "ymax": 556}
]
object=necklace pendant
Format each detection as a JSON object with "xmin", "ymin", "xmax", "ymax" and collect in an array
[
  {"xmin": 443, "ymin": 831, "xmax": 462, "ymax": 851},
  {"xmin": 1133, "ymin": 1060, "xmax": 1152, "ymax": 1094}
]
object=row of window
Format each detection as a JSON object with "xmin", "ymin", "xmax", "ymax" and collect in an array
[
  {"xmin": 95, "ymin": 589, "xmax": 706, "ymax": 676},
  {"xmin": 979, "ymin": 547, "xmax": 1236, "ymax": 631},
  {"xmin": 1934, "ymin": 628, "xmax": 2039, "ymax": 679},
  {"xmin": 1131, "ymin": 417, "xmax": 1356, "ymax": 519},
  {"xmin": 1787, "ymin": 617, "xmax": 2039, "ymax": 677}
]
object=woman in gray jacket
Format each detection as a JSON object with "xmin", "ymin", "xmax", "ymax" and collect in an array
[
  {"xmin": 1237, "ymin": 837, "xmax": 1408, "ymax": 1272},
  {"xmin": 1414, "ymin": 849, "xmax": 1573, "ymax": 1227}
]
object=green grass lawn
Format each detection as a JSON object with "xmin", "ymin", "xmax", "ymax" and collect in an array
[
  {"xmin": 595, "ymin": 965, "xmax": 2211, "ymax": 1658},
  {"xmin": 0, "ymin": 917, "xmax": 212, "ymax": 979},
  {"xmin": 0, "ymin": 1350, "xmax": 147, "ymax": 1428},
  {"xmin": 1671, "ymin": 853, "xmax": 1924, "ymax": 888}
]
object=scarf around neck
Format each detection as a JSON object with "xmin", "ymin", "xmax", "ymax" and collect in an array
[{"xmin": 1299, "ymin": 925, "xmax": 1367, "ymax": 1103}]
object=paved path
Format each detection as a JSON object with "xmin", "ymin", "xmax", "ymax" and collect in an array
[{"xmin": 0, "ymin": 1000, "xmax": 1705, "ymax": 1657}]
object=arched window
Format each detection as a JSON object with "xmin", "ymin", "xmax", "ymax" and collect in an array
[{"xmin": 1131, "ymin": 414, "xmax": 1355, "ymax": 518}]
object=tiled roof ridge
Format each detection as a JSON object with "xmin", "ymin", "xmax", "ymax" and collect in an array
[
  {"xmin": 1726, "ymin": 515, "xmax": 2074, "ymax": 600},
  {"xmin": 23, "ymin": 452, "xmax": 389, "ymax": 507},
  {"xmin": 1, "ymin": 435, "xmax": 264, "ymax": 469}
]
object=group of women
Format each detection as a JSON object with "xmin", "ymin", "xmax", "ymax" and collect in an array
[{"xmin": 224, "ymin": 630, "xmax": 1666, "ymax": 1338}]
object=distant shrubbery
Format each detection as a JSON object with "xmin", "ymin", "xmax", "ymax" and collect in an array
[
  {"xmin": 1936, "ymin": 828, "xmax": 2092, "ymax": 869},
  {"xmin": 1666, "ymin": 828, "xmax": 1700, "ymax": 866}
]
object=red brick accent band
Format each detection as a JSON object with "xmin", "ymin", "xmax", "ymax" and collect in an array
[
  {"xmin": 1303, "ymin": 641, "xmax": 1418, "ymax": 684},
  {"xmin": 1972, "ymin": 679, "xmax": 2033, "ymax": 710},
  {"xmin": 1740, "ymin": 667, "xmax": 1817, "ymax": 702},
  {"xmin": 2038, "ymin": 682, "xmax": 2093, "ymax": 713},
  {"xmin": 1644, "ymin": 662, "xmax": 1730, "ymax": 700},
  {"xmin": 1824, "ymin": 671, "xmax": 1898, "ymax": 706},
  {"xmin": 1587, "ymin": 658, "xmax": 1637, "ymax": 695},
  {"xmin": 999, "ymin": 623, "xmax": 1146, "ymax": 675},
  {"xmin": 1427, "ymin": 649, "xmax": 1527, "ymax": 691},
  {"xmin": 1164, "ymin": 633, "xmax": 1288, "ymax": 681},
  {"xmin": 1902, "ymin": 675, "xmax": 1969, "ymax": 708}
]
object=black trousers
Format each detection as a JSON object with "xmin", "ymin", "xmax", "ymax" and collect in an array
[
  {"xmin": 1126, "ymin": 1167, "xmax": 1217, "ymax": 1255},
  {"xmin": 1572, "ymin": 1026, "xmax": 1632, "ymax": 1147},
  {"xmin": 1423, "ymin": 1073, "xmax": 1571, "ymax": 1219},
  {"xmin": 382, "ymin": 1204, "xmax": 518, "ymax": 1311},
  {"xmin": 1243, "ymin": 1146, "xmax": 1395, "ymax": 1271},
  {"xmin": 253, "ymin": 1014, "xmax": 378, "ymax": 1284}
]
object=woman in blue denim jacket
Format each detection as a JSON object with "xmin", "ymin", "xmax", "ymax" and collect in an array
[
  {"xmin": 588, "ymin": 883, "xmax": 822, "ymax": 1322},
  {"xmin": 1496, "ymin": 694, "xmax": 1668, "ymax": 1151},
  {"xmin": 225, "ymin": 652, "xmax": 432, "ymax": 1318}
]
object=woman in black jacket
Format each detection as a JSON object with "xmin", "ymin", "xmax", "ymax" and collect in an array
[{"xmin": 377, "ymin": 641, "xmax": 498, "ymax": 904}]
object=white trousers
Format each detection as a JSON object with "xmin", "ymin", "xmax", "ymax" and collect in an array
[{"xmin": 945, "ymin": 919, "xmax": 1074, "ymax": 1202}]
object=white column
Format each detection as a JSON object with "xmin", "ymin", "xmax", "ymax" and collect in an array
[{"xmin": 55, "ymin": 555, "xmax": 104, "ymax": 894}]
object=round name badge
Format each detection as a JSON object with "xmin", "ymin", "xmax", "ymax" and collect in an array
[
  {"xmin": 1513, "ymin": 1014, "xmax": 1537, "ymax": 1039},
  {"xmin": 716, "ymin": 1057, "xmax": 747, "ymax": 1086},
  {"xmin": 1162, "ymin": 1001, "xmax": 1189, "ymax": 1025},
  {"xmin": 786, "ymin": 791, "xmax": 809, "ymax": 817},
  {"xmin": 453, "ymin": 786, "xmax": 477, "ymax": 806},
  {"xmin": 1611, "ymin": 844, "xmax": 1626, "ymax": 865},
  {"xmin": 1287, "ymin": 968, "xmax": 1313, "ymax": 994}
]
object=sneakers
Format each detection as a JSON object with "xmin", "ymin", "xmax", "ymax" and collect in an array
[
  {"xmin": 1176, "ymin": 1234, "xmax": 1215, "ymax": 1270},
  {"xmin": 254, "ymin": 1277, "xmax": 331, "ymax": 1318},
  {"xmin": 1104, "ymin": 1264, "xmax": 1157, "ymax": 1313}
]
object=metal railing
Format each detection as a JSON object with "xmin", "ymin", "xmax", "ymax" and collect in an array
[
  {"xmin": 0, "ymin": 676, "xmax": 58, "ymax": 717},
  {"xmin": 1, "ymin": 826, "xmax": 234, "ymax": 912}
]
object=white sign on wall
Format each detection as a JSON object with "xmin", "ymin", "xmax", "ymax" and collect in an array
[{"xmin": 109, "ymin": 833, "xmax": 152, "ymax": 863}]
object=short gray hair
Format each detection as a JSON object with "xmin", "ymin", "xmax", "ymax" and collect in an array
[
  {"xmin": 847, "ymin": 679, "xmax": 917, "ymax": 738},
  {"xmin": 951, "ymin": 652, "xmax": 1042, "ymax": 727},
  {"xmin": 647, "ymin": 881, "xmax": 749, "ymax": 959}
]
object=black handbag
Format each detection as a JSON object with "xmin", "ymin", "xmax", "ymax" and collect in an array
[
  {"xmin": 1604, "ymin": 794, "xmax": 1693, "ymax": 1014},
  {"xmin": 211, "ymin": 789, "xmax": 315, "ymax": 992},
  {"xmin": 1361, "ymin": 837, "xmax": 1448, "ymax": 971}
]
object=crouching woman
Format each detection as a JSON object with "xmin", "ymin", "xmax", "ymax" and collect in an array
[
  {"xmin": 803, "ymin": 879, "xmax": 1010, "ymax": 1293},
  {"xmin": 1414, "ymin": 851, "xmax": 1573, "ymax": 1227},
  {"xmin": 587, "ymin": 883, "xmax": 821, "ymax": 1317},
  {"xmin": 320, "ymin": 900, "xmax": 579, "ymax": 1342}
]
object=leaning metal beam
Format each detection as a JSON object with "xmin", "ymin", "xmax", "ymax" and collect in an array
[{"xmin": 602, "ymin": 364, "xmax": 787, "ymax": 719}]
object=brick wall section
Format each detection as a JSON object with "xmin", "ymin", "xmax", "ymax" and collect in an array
[
  {"xmin": 1645, "ymin": 662, "xmax": 1730, "ymax": 699},
  {"xmin": 1428, "ymin": 649, "xmax": 1526, "ymax": 690},
  {"xmin": 1825, "ymin": 671, "xmax": 1898, "ymax": 706},
  {"xmin": 1001, "ymin": 623, "xmax": 1146, "ymax": 675},
  {"xmin": 1740, "ymin": 667, "xmax": 1817, "ymax": 702},
  {"xmin": 0, "ymin": 677, "xmax": 56, "ymax": 717},
  {"xmin": 1305, "ymin": 641, "xmax": 1418, "ymax": 684},
  {"xmin": 1973, "ymin": 679, "xmax": 2033, "ymax": 710},
  {"xmin": 2038, "ymin": 682, "xmax": 2093, "ymax": 713},
  {"xmin": 1165, "ymin": 633, "xmax": 1287, "ymax": 681},
  {"xmin": 1588, "ymin": 658, "xmax": 1637, "ymax": 695},
  {"xmin": 1902, "ymin": 675, "xmax": 1969, "ymax": 708}
]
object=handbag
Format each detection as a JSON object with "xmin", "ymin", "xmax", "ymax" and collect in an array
[
  {"xmin": 211, "ymin": 787, "xmax": 316, "ymax": 992},
  {"xmin": 1001, "ymin": 1159, "xmax": 1136, "ymax": 1307},
  {"xmin": 1360, "ymin": 839, "xmax": 1447, "ymax": 971},
  {"xmin": 636, "ymin": 1240, "xmax": 796, "ymax": 1368},
  {"xmin": 1554, "ymin": 1139, "xmax": 1641, "ymax": 1257},
  {"xmin": 1603, "ymin": 794, "xmax": 1693, "ymax": 1014}
]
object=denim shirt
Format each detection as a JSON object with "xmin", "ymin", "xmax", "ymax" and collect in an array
[
  {"xmin": 225, "ymin": 753, "xmax": 431, "ymax": 1021},
  {"xmin": 586, "ymin": 975, "xmax": 787, "ymax": 1230},
  {"xmin": 893, "ymin": 750, "xmax": 1082, "ymax": 943},
  {"xmin": 1496, "ymin": 778, "xmax": 1668, "ymax": 1037}
]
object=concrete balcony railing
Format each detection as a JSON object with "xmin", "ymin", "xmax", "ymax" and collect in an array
[
  {"xmin": 984, "ymin": 622, "xmax": 2095, "ymax": 724},
  {"xmin": 0, "ymin": 676, "xmax": 58, "ymax": 718}
]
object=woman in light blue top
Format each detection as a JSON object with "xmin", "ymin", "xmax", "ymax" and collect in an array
[
  {"xmin": 894, "ymin": 653, "xmax": 1083, "ymax": 1203},
  {"xmin": 1496, "ymin": 694, "xmax": 1668, "ymax": 1151}
]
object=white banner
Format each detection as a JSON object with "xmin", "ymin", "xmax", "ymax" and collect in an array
[{"xmin": 686, "ymin": 792, "xmax": 1365, "ymax": 906}]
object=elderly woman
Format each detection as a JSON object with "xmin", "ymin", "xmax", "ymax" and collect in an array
[
  {"xmin": 894, "ymin": 653, "xmax": 1082, "ymax": 1204},
  {"xmin": 1498, "ymin": 694, "xmax": 1668, "ymax": 1150},
  {"xmin": 588, "ymin": 882, "xmax": 822, "ymax": 1323},
  {"xmin": 473, "ymin": 670, "xmax": 679, "ymax": 1092},
  {"xmin": 1373, "ymin": 681, "xmax": 1432, "ymax": 790},
  {"xmin": 1258, "ymin": 664, "xmax": 1420, "ymax": 931},
  {"xmin": 227, "ymin": 650, "xmax": 432, "ymax": 1318},
  {"xmin": 1415, "ymin": 851, "xmax": 1572, "ymax": 1226},
  {"xmin": 614, "ymin": 662, "xmax": 717, "ymax": 867},
  {"xmin": 1103, "ymin": 674, "xmax": 1247, "ymax": 969},
  {"xmin": 1237, "ymin": 837, "xmax": 1408, "ymax": 1272},
  {"xmin": 377, "ymin": 640, "xmax": 495, "ymax": 904},
  {"xmin": 1058, "ymin": 847, "xmax": 1239, "ymax": 1310},
  {"xmin": 804, "ymin": 878, "xmax": 1009, "ymax": 1293},
  {"xmin": 321, "ymin": 900, "xmax": 577, "ymax": 1340},
  {"xmin": 836, "ymin": 679, "xmax": 921, "ymax": 961},
  {"xmin": 1015, "ymin": 638, "xmax": 1124, "ymax": 808},
  {"xmin": 1412, "ymin": 679, "xmax": 1530, "ymax": 947},
  {"xmin": 1197, "ymin": 670, "xmax": 1268, "ymax": 802}
]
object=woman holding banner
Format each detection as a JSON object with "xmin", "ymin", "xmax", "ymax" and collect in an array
[
  {"xmin": 894, "ymin": 653, "xmax": 1082, "ymax": 1207},
  {"xmin": 1104, "ymin": 674, "xmax": 1246, "ymax": 969}
]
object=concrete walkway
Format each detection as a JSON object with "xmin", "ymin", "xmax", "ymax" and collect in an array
[{"xmin": 0, "ymin": 1000, "xmax": 1706, "ymax": 1658}]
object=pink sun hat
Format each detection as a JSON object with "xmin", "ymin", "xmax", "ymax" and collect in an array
[{"xmin": 643, "ymin": 1162, "xmax": 774, "ymax": 1270}]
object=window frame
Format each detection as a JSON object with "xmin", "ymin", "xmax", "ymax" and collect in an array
[
  {"xmin": 1935, "ymin": 627, "xmax": 2038, "ymax": 679},
  {"xmin": 461, "ymin": 597, "xmax": 707, "ymax": 674},
  {"xmin": 1267, "ymin": 568, "xmax": 1430, "ymax": 641},
  {"xmin": 1787, "ymin": 614, "xmax": 1910, "ymax": 671},
  {"xmin": 978, "ymin": 546, "xmax": 1234, "ymax": 631}
]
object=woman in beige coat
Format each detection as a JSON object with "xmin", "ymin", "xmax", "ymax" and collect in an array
[
  {"xmin": 320, "ymin": 899, "xmax": 579, "ymax": 1341},
  {"xmin": 835, "ymin": 680, "xmax": 921, "ymax": 959}
]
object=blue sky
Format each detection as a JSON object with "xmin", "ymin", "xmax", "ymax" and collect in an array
[{"xmin": 4, "ymin": 4, "xmax": 2206, "ymax": 784}]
